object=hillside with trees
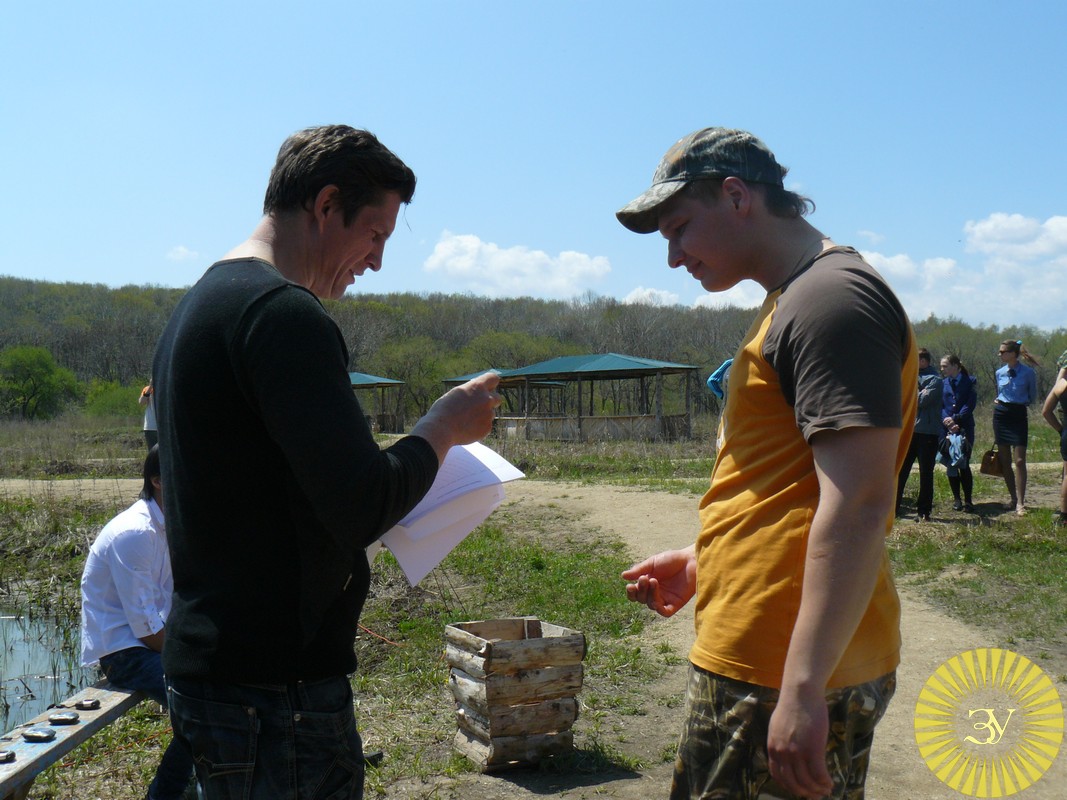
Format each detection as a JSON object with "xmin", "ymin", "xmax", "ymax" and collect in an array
[{"xmin": 0, "ymin": 275, "xmax": 1064, "ymax": 424}]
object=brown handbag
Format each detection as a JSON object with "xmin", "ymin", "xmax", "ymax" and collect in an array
[{"xmin": 979, "ymin": 445, "xmax": 1004, "ymax": 477}]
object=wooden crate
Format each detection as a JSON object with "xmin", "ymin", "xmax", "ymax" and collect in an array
[{"xmin": 444, "ymin": 617, "xmax": 586, "ymax": 771}]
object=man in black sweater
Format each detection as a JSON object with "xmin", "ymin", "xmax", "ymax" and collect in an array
[{"xmin": 152, "ymin": 125, "xmax": 500, "ymax": 800}]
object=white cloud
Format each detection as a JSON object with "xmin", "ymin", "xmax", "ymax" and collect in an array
[
  {"xmin": 424, "ymin": 231, "xmax": 610, "ymax": 298},
  {"xmin": 857, "ymin": 229, "xmax": 885, "ymax": 245},
  {"xmin": 166, "ymin": 245, "xmax": 199, "ymax": 261},
  {"xmin": 692, "ymin": 279, "xmax": 767, "ymax": 311},
  {"xmin": 863, "ymin": 212, "xmax": 1067, "ymax": 331},
  {"xmin": 963, "ymin": 213, "xmax": 1067, "ymax": 263},
  {"xmin": 622, "ymin": 287, "xmax": 680, "ymax": 306}
]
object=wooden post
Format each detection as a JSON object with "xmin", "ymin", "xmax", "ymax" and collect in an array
[
  {"xmin": 576, "ymin": 378, "xmax": 583, "ymax": 441},
  {"xmin": 685, "ymin": 370, "xmax": 693, "ymax": 439},
  {"xmin": 655, "ymin": 371, "xmax": 664, "ymax": 437}
]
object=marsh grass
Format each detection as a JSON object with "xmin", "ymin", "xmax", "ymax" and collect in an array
[
  {"xmin": 0, "ymin": 415, "xmax": 143, "ymax": 478},
  {"xmin": 495, "ymin": 433, "xmax": 717, "ymax": 495},
  {"xmin": 0, "ymin": 495, "xmax": 113, "ymax": 613}
]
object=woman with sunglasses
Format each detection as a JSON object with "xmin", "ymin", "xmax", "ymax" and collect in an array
[{"xmin": 993, "ymin": 339, "xmax": 1041, "ymax": 514}]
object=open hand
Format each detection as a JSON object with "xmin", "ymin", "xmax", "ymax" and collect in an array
[{"xmin": 621, "ymin": 547, "xmax": 696, "ymax": 617}]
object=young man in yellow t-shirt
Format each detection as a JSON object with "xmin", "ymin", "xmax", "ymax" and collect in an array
[{"xmin": 617, "ymin": 128, "xmax": 917, "ymax": 800}]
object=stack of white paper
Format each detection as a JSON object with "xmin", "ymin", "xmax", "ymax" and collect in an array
[{"xmin": 377, "ymin": 442, "xmax": 524, "ymax": 585}]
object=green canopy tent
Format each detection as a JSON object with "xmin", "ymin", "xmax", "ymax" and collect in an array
[
  {"xmin": 349, "ymin": 371, "xmax": 405, "ymax": 433},
  {"xmin": 445, "ymin": 353, "xmax": 698, "ymax": 441}
]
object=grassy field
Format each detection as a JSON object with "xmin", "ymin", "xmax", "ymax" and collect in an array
[{"xmin": 0, "ymin": 412, "xmax": 1064, "ymax": 797}]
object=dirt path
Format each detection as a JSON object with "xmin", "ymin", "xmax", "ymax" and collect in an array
[
  {"xmin": 8, "ymin": 477, "xmax": 1064, "ymax": 799},
  {"xmin": 485, "ymin": 481, "xmax": 1067, "ymax": 799}
]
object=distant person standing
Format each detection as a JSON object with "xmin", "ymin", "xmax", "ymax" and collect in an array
[
  {"xmin": 80, "ymin": 446, "xmax": 195, "ymax": 800},
  {"xmin": 896, "ymin": 348, "xmax": 942, "ymax": 521},
  {"xmin": 1041, "ymin": 371, "xmax": 1067, "ymax": 526},
  {"xmin": 139, "ymin": 379, "xmax": 157, "ymax": 449},
  {"xmin": 939, "ymin": 354, "xmax": 978, "ymax": 512},
  {"xmin": 994, "ymin": 339, "xmax": 1040, "ymax": 514}
]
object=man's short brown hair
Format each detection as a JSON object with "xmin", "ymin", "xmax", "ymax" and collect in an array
[{"xmin": 263, "ymin": 125, "xmax": 416, "ymax": 225}]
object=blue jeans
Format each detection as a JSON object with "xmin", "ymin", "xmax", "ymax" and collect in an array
[
  {"xmin": 100, "ymin": 647, "xmax": 195, "ymax": 800},
  {"xmin": 168, "ymin": 675, "xmax": 365, "ymax": 800}
]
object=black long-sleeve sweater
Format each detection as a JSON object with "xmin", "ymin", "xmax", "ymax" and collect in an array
[{"xmin": 153, "ymin": 259, "xmax": 438, "ymax": 683}]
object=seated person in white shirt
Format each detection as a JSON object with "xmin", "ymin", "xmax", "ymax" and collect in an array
[{"xmin": 80, "ymin": 445, "xmax": 195, "ymax": 800}]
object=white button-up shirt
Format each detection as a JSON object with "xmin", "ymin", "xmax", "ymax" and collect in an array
[{"xmin": 80, "ymin": 497, "xmax": 171, "ymax": 666}]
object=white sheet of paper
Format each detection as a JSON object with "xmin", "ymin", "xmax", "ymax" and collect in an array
[
  {"xmin": 398, "ymin": 441, "xmax": 524, "ymax": 526},
  {"xmin": 381, "ymin": 485, "xmax": 505, "ymax": 584},
  {"xmin": 377, "ymin": 443, "xmax": 523, "ymax": 585}
]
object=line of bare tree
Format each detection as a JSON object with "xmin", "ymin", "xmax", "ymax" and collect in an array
[{"xmin": 0, "ymin": 276, "xmax": 1064, "ymax": 422}]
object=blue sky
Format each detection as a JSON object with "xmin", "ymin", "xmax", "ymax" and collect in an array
[{"xmin": 2, "ymin": 1, "xmax": 1065, "ymax": 331}]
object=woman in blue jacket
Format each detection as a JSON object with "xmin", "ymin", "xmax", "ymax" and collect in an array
[
  {"xmin": 939, "ymin": 354, "xmax": 977, "ymax": 511},
  {"xmin": 994, "ymin": 340, "xmax": 1041, "ymax": 514}
]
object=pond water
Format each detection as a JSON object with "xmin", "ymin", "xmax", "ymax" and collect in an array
[{"xmin": 0, "ymin": 609, "xmax": 96, "ymax": 732}]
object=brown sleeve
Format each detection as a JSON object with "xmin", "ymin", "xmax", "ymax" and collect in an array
[{"xmin": 763, "ymin": 250, "xmax": 910, "ymax": 442}]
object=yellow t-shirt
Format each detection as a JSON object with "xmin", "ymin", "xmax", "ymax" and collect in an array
[{"xmin": 689, "ymin": 248, "xmax": 917, "ymax": 689}]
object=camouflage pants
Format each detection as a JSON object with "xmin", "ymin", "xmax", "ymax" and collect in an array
[{"xmin": 670, "ymin": 666, "xmax": 896, "ymax": 800}]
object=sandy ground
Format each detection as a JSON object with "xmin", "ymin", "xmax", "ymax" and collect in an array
[
  {"xmin": 498, "ymin": 481, "xmax": 1067, "ymax": 800},
  {"xmin": 7, "ymin": 476, "xmax": 1064, "ymax": 799}
]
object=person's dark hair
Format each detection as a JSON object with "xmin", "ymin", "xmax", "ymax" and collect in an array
[
  {"xmin": 1001, "ymin": 339, "xmax": 1042, "ymax": 367},
  {"xmin": 263, "ymin": 125, "xmax": 416, "ymax": 226},
  {"xmin": 918, "ymin": 347, "xmax": 931, "ymax": 363},
  {"xmin": 943, "ymin": 353, "xmax": 970, "ymax": 379},
  {"xmin": 681, "ymin": 172, "xmax": 814, "ymax": 219},
  {"xmin": 140, "ymin": 444, "xmax": 161, "ymax": 501}
]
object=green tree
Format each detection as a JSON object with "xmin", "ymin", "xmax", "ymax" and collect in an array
[
  {"xmin": 364, "ymin": 336, "xmax": 447, "ymax": 418},
  {"xmin": 0, "ymin": 345, "xmax": 82, "ymax": 419},
  {"xmin": 461, "ymin": 331, "xmax": 567, "ymax": 370},
  {"xmin": 84, "ymin": 379, "xmax": 142, "ymax": 417}
]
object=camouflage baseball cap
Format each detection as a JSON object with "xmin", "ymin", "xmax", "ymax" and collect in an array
[{"xmin": 616, "ymin": 127, "xmax": 785, "ymax": 234}]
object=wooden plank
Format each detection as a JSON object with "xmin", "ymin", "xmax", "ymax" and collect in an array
[
  {"xmin": 452, "ymin": 727, "xmax": 573, "ymax": 772},
  {"xmin": 444, "ymin": 619, "xmax": 586, "ymax": 672},
  {"xmin": 453, "ymin": 702, "xmax": 492, "ymax": 740},
  {"xmin": 443, "ymin": 625, "xmax": 492, "ymax": 657},
  {"xmin": 448, "ymin": 668, "xmax": 490, "ymax": 716},
  {"xmin": 539, "ymin": 622, "xmax": 580, "ymax": 638},
  {"xmin": 482, "ymin": 635, "xmax": 586, "ymax": 672},
  {"xmin": 486, "ymin": 696, "xmax": 577, "ymax": 737},
  {"xmin": 444, "ymin": 643, "xmax": 487, "ymax": 679},
  {"xmin": 447, "ymin": 618, "xmax": 529, "ymax": 643},
  {"xmin": 0, "ymin": 680, "xmax": 145, "ymax": 800},
  {"xmin": 482, "ymin": 664, "xmax": 584, "ymax": 706},
  {"xmin": 449, "ymin": 664, "xmax": 584, "ymax": 711},
  {"xmin": 456, "ymin": 697, "xmax": 578, "ymax": 739},
  {"xmin": 447, "ymin": 634, "xmax": 587, "ymax": 677}
]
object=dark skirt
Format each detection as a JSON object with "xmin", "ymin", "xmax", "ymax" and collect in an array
[{"xmin": 993, "ymin": 402, "xmax": 1028, "ymax": 447}]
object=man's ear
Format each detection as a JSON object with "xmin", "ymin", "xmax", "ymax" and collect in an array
[
  {"xmin": 721, "ymin": 176, "xmax": 749, "ymax": 212},
  {"xmin": 312, "ymin": 185, "xmax": 342, "ymax": 227}
]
